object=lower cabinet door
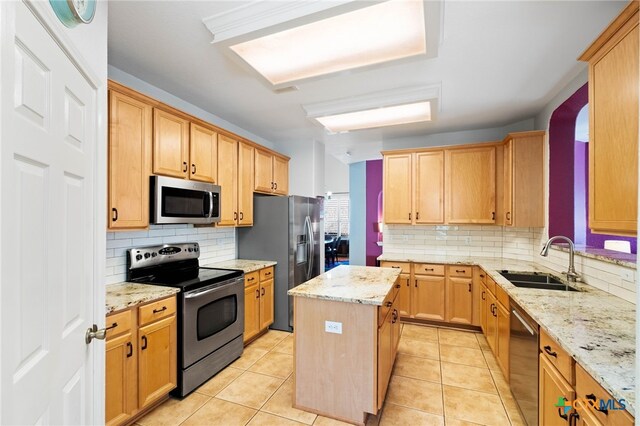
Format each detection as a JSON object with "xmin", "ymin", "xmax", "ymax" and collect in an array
[
  {"xmin": 480, "ymin": 283, "xmax": 488, "ymax": 334},
  {"xmin": 413, "ymin": 275, "xmax": 445, "ymax": 321},
  {"xmin": 446, "ymin": 276, "xmax": 473, "ymax": 324},
  {"xmin": 486, "ymin": 292, "xmax": 498, "ymax": 353},
  {"xmin": 539, "ymin": 354, "xmax": 575, "ymax": 426},
  {"xmin": 244, "ymin": 283, "xmax": 260, "ymax": 342},
  {"xmin": 106, "ymin": 333, "xmax": 136, "ymax": 426},
  {"xmin": 138, "ymin": 315, "xmax": 177, "ymax": 409},
  {"xmin": 496, "ymin": 302, "xmax": 510, "ymax": 378},
  {"xmin": 260, "ymin": 279, "xmax": 274, "ymax": 330},
  {"xmin": 397, "ymin": 274, "xmax": 411, "ymax": 317}
]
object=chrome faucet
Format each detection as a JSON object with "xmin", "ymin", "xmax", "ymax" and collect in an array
[{"xmin": 540, "ymin": 236, "xmax": 580, "ymax": 282}]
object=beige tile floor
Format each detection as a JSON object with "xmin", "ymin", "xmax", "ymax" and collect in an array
[{"xmin": 137, "ymin": 324, "xmax": 526, "ymax": 426}]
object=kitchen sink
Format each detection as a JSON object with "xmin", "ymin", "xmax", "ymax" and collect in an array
[{"xmin": 498, "ymin": 271, "xmax": 579, "ymax": 292}]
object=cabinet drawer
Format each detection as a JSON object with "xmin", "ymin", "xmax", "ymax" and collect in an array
[
  {"xmin": 495, "ymin": 285, "xmax": 509, "ymax": 309},
  {"xmin": 245, "ymin": 271, "xmax": 259, "ymax": 286},
  {"xmin": 380, "ymin": 261, "xmax": 411, "ymax": 274},
  {"xmin": 540, "ymin": 329, "xmax": 574, "ymax": 385},
  {"xmin": 106, "ymin": 310, "xmax": 132, "ymax": 341},
  {"xmin": 447, "ymin": 265, "xmax": 472, "ymax": 278},
  {"xmin": 259, "ymin": 267, "xmax": 274, "ymax": 281},
  {"xmin": 378, "ymin": 280, "xmax": 400, "ymax": 327},
  {"xmin": 414, "ymin": 263, "xmax": 444, "ymax": 276},
  {"xmin": 576, "ymin": 363, "xmax": 633, "ymax": 426},
  {"xmin": 139, "ymin": 297, "xmax": 176, "ymax": 327}
]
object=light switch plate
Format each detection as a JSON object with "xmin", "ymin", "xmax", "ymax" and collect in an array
[{"xmin": 325, "ymin": 321, "xmax": 342, "ymax": 334}]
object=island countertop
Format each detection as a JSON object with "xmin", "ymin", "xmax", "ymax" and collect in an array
[
  {"xmin": 288, "ymin": 265, "xmax": 401, "ymax": 305},
  {"xmin": 201, "ymin": 258, "xmax": 277, "ymax": 273}
]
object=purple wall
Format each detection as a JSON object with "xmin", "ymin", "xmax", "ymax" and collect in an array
[
  {"xmin": 365, "ymin": 160, "xmax": 383, "ymax": 266},
  {"xmin": 548, "ymin": 84, "xmax": 588, "ymax": 239},
  {"xmin": 574, "ymin": 141, "xmax": 587, "ymax": 245}
]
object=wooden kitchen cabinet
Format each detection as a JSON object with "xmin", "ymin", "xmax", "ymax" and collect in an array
[
  {"xmin": 255, "ymin": 149, "xmax": 289, "ymax": 195},
  {"xmin": 108, "ymin": 89, "xmax": 152, "ymax": 230},
  {"xmin": 446, "ymin": 276, "xmax": 473, "ymax": 325},
  {"xmin": 218, "ymin": 136, "xmax": 253, "ymax": 227},
  {"xmin": 413, "ymin": 275, "xmax": 446, "ymax": 322},
  {"xmin": 479, "ymin": 282, "xmax": 489, "ymax": 334},
  {"xmin": 496, "ymin": 301, "xmax": 510, "ymax": 377},
  {"xmin": 539, "ymin": 354, "xmax": 575, "ymax": 426},
  {"xmin": 397, "ymin": 273, "xmax": 411, "ymax": 317},
  {"xmin": 377, "ymin": 312, "xmax": 393, "ymax": 407},
  {"xmin": 383, "ymin": 153, "xmax": 413, "ymax": 224},
  {"xmin": 153, "ymin": 108, "xmax": 190, "ymax": 178},
  {"xmin": 105, "ymin": 295, "xmax": 177, "ymax": 426},
  {"xmin": 189, "ymin": 123, "xmax": 218, "ymax": 183},
  {"xmin": 244, "ymin": 267, "xmax": 275, "ymax": 343},
  {"xmin": 485, "ymin": 290, "xmax": 498, "ymax": 354},
  {"xmin": 446, "ymin": 145, "xmax": 496, "ymax": 224},
  {"xmin": 579, "ymin": 2, "xmax": 639, "ymax": 236},
  {"xmin": 502, "ymin": 131, "xmax": 545, "ymax": 227},
  {"xmin": 237, "ymin": 141, "xmax": 254, "ymax": 226}
]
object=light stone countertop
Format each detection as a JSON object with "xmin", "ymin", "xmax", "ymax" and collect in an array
[
  {"xmin": 106, "ymin": 283, "xmax": 180, "ymax": 315},
  {"xmin": 201, "ymin": 259, "xmax": 277, "ymax": 273},
  {"xmin": 288, "ymin": 265, "xmax": 402, "ymax": 306},
  {"xmin": 378, "ymin": 254, "xmax": 636, "ymax": 416}
]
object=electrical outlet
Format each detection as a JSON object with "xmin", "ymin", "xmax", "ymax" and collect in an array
[{"xmin": 325, "ymin": 321, "xmax": 342, "ymax": 334}]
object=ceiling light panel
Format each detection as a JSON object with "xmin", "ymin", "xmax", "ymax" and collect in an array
[
  {"xmin": 316, "ymin": 101, "xmax": 432, "ymax": 133},
  {"xmin": 229, "ymin": 0, "xmax": 426, "ymax": 86}
]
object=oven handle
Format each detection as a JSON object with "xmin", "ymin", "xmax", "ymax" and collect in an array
[
  {"xmin": 208, "ymin": 191, "xmax": 214, "ymax": 219},
  {"xmin": 184, "ymin": 280, "xmax": 239, "ymax": 299}
]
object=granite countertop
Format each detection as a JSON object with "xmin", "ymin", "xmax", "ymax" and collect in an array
[
  {"xmin": 106, "ymin": 283, "xmax": 180, "ymax": 314},
  {"xmin": 201, "ymin": 259, "xmax": 277, "ymax": 273},
  {"xmin": 288, "ymin": 265, "xmax": 401, "ymax": 305},
  {"xmin": 378, "ymin": 254, "xmax": 636, "ymax": 416}
]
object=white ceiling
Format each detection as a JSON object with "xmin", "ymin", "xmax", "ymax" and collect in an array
[{"xmin": 108, "ymin": 1, "xmax": 626, "ymax": 163}]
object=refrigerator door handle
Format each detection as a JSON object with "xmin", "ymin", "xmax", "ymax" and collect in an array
[{"xmin": 305, "ymin": 215, "xmax": 313, "ymax": 280}]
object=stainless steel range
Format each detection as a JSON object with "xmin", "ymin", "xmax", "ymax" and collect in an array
[{"xmin": 127, "ymin": 243, "xmax": 244, "ymax": 397}]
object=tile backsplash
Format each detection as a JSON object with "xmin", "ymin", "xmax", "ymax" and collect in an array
[
  {"xmin": 383, "ymin": 224, "xmax": 636, "ymax": 303},
  {"xmin": 106, "ymin": 225, "xmax": 236, "ymax": 285}
]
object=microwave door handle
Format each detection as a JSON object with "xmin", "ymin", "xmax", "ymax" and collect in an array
[{"xmin": 208, "ymin": 191, "xmax": 214, "ymax": 218}]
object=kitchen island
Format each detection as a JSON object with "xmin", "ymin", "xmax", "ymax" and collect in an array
[{"xmin": 288, "ymin": 265, "xmax": 402, "ymax": 425}]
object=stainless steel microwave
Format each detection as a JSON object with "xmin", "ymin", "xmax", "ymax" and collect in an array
[{"xmin": 151, "ymin": 176, "xmax": 220, "ymax": 225}]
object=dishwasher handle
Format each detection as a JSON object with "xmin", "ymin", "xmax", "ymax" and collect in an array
[{"xmin": 512, "ymin": 308, "xmax": 536, "ymax": 336}]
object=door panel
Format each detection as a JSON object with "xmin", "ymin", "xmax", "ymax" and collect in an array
[
  {"xmin": 217, "ymin": 135, "xmax": 238, "ymax": 226},
  {"xmin": 413, "ymin": 275, "xmax": 446, "ymax": 321},
  {"xmin": 273, "ymin": 156, "xmax": 289, "ymax": 195},
  {"xmin": 189, "ymin": 123, "xmax": 217, "ymax": 183},
  {"xmin": 260, "ymin": 279, "xmax": 274, "ymax": 330},
  {"xmin": 446, "ymin": 276, "xmax": 473, "ymax": 324},
  {"xmin": 153, "ymin": 109, "xmax": 189, "ymax": 178},
  {"xmin": 383, "ymin": 154, "xmax": 412, "ymax": 224},
  {"xmin": 254, "ymin": 149, "xmax": 273, "ymax": 193},
  {"xmin": 397, "ymin": 274, "xmax": 411, "ymax": 317},
  {"xmin": 415, "ymin": 151, "xmax": 444, "ymax": 223},
  {"xmin": 138, "ymin": 315, "xmax": 177, "ymax": 408},
  {"xmin": 244, "ymin": 283, "xmax": 260, "ymax": 342},
  {"xmin": 237, "ymin": 142, "xmax": 254, "ymax": 226},
  {"xmin": 2, "ymin": 3, "xmax": 97, "ymax": 423}
]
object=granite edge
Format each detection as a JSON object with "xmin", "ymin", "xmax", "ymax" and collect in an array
[
  {"xmin": 106, "ymin": 283, "xmax": 180, "ymax": 315},
  {"xmin": 201, "ymin": 259, "xmax": 278, "ymax": 273}
]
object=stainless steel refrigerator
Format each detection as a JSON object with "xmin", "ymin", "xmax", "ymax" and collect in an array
[{"xmin": 237, "ymin": 195, "xmax": 323, "ymax": 331}]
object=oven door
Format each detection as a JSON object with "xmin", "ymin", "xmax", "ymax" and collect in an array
[{"xmin": 181, "ymin": 277, "xmax": 244, "ymax": 368}]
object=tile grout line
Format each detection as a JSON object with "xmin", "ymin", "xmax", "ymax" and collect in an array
[{"xmin": 480, "ymin": 345, "xmax": 514, "ymax": 425}]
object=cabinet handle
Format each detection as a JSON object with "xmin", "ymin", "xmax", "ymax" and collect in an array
[
  {"xmin": 386, "ymin": 301, "xmax": 393, "ymax": 307},
  {"xmin": 234, "ymin": 212, "xmax": 238, "ymax": 220},
  {"xmin": 261, "ymin": 287, "xmax": 265, "ymax": 296},
  {"xmin": 391, "ymin": 266, "xmax": 400, "ymax": 269},
  {"xmin": 396, "ymin": 283, "xmax": 401, "ymax": 289},
  {"xmin": 408, "ymin": 212, "xmax": 411, "ymax": 220},
  {"xmin": 191, "ymin": 164, "xmax": 196, "ymax": 174},
  {"xmin": 455, "ymin": 269, "xmax": 466, "ymax": 273},
  {"xmin": 491, "ymin": 211, "xmax": 495, "ymax": 220},
  {"xmin": 182, "ymin": 162, "xmax": 188, "ymax": 173},
  {"xmin": 240, "ymin": 212, "xmax": 244, "ymax": 220},
  {"xmin": 274, "ymin": 182, "xmax": 278, "ymax": 190},
  {"xmin": 153, "ymin": 306, "xmax": 167, "ymax": 314},
  {"xmin": 112, "ymin": 208, "xmax": 118, "ymax": 222},
  {"xmin": 416, "ymin": 212, "xmax": 419, "ymax": 220},
  {"xmin": 265, "ymin": 271, "xmax": 272, "ymax": 276},
  {"xmin": 415, "ymin": 280, "xmax": 418, "ymax": 288},
  {"xmin": 271, "ymin": 182, "xmax": 274, "ymax": 189},
  {"xmin": 490, "ymin": 304, "xmax": 496, "ymax": 316},
  {"xmin": 480, "ymin": 274, "xmax": 485, "ymax": 278},
  {"xmin": 255, "ymin": 289, "xmax": 260, "ymax": 299},
  {"xmin": 586, "ymin": 394, "xmax": 608, "ymax": 415},
  {"xmin": 392, "ymin": 309, "xmax": 398, "ymax": 323},
  {"xmin": 247, "ymin": 277, "xmax": 255, "ymax": 282},
  {"xmin": 506, "ymin": 211, "xmax": 511, "ymax": 221},
  {"xmin": 569, "ymin": 412, "xmax": 579, "ymax": 426},
  {"xmin": 481, "ymin": 291, "xmax": 486, "ymax": 300},
  {"xmin": 126, "ymin": 342, "xmax": 133, "ymax": 358},
  {"xmin": 557, "ymin": 397, "xmax": 569, "ymax": 420},
  {"xmin": 425, "ymin": 268, "xmax": 434, "ymax": 271},
  {"xmin": 468, "ymin": 283, "xmax": 472, "ymax": 292},
  {"xmin": 141, "ymin": 335, "xmax": 147, "ymax": 350},
  {"xmin": 543, "ymin": 345, "xmax": 558, "ymax": 358}
]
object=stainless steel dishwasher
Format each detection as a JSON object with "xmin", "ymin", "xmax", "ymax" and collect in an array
[{"xmin": 509, "ymin": 301, "xmax": 539, "ymax": 426}]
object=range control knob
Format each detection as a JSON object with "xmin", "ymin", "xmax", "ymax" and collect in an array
[
  {"xmin": 187, "ymin": 248, "xmax": 192, "ymax": 252},
  {"xmin": 151, "ymin": 252, "xmax": 157, "ymax": 258},
  {"xmin": 144, "ymin": 253, "xmax": 150, "ymax": 259},
  {"xmin": 135, "ymin": 254, "xmax": 143, "ymax": 261}
]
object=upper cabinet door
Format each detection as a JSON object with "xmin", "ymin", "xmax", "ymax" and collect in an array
[
  {"xmin": 217, "ymin": 135, "xmax": 238, "ymax": 226},
  {"xmin": 415, "ymin": 151, "xmax": 444, "ymax": 224},
  {"xmin": 273, "ymin": 156, "xmax": 289, "ymax": 195},
  {"xmin": 580, "ymin": 4, "xmax": 638, "ymax": 236},
  {"xmin": 254, "ymin": 149, "xmax": 273, "ymax": 193},
  {"xmin": 383, "ymin": 153, "xmax": 413, "ymax": 224},
  {"xmin": 189, "ymin": 123, "xmax": 217, "ymax": 183},
  {"xmin": 108, "ymin": 90, "xmax": 152, "ymax": 230},
  {"xmin": 153, "ymin": 108, "xmax": 189, "ymax": 178},
  {"xmin": 446, "ymin": 145, "xmax": 496, "ymax": 224},
  {"xmin": 237, "ymin": 142, "xmax": 254, "ymax": 226}
]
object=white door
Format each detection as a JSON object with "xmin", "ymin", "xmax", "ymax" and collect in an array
[{"xmin": 1, "ymin": 2, "xmax": 100, "ymax": 424}]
